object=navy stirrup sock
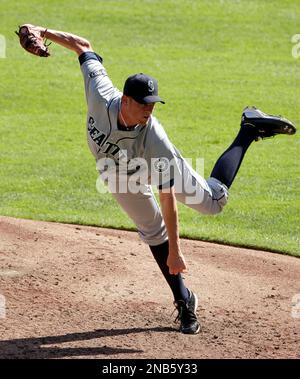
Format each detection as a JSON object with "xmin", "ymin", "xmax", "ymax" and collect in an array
[
  {"xmin": 149, "ymin": 240, "xmax": 189, "ymax": 302},
  {"xmin": 210, "ymin": 125, "xmax": 256, "ymax": 188}
]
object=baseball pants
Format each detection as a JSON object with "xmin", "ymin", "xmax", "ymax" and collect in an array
[{"xmin": 107, "ymin": 156, "xmax": 228, "ymax": 246}]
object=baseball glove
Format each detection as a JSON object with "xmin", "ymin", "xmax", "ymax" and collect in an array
[{"xmin": 15, "ymin": 24, "xmax": 50, "ymax": 57}]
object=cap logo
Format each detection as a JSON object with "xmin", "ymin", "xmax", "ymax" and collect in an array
[{"xmin": 148, "ymin": 80, "xmax": 155, "ymax": 93}]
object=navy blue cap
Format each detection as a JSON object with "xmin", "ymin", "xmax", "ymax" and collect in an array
[{"xmin": 123, "ymin": 73, "xmax": 165, "ymax": 104}]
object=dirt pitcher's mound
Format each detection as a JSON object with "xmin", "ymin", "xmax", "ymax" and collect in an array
[{"xmin": 0, "ymin": 216, "xmax": 299, "ymax": 359}]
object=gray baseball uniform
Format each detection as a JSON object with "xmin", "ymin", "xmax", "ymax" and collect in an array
[{"xmin": 80, "ymin": 53, "xmax": 228, "ymax": 245}]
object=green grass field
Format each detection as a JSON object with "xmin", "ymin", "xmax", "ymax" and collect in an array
[{"xmin": 0, "ymin": 0, "xmax": 299, "ymax": 256}]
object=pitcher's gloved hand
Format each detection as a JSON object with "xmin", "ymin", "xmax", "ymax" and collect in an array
[{"xmin": 15, "ymin": 24, "xmax": 50, "ymax": 57}]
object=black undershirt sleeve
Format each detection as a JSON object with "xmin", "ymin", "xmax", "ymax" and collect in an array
[
  {"xmin": 78, "ymin": 51, "xmax": 103, "ymax": 66},
  {"xmin": 158, "ymin": 178, "xmax": 174, "ymax": 190}
]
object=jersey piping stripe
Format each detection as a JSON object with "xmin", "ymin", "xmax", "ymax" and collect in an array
[
  {"xmin": 96, "ymin": 96, "xmax": 117, "ymax": 154},
  {"xmin": 106, "ymin": 97, "xmax": 115, "ymax": 139}
]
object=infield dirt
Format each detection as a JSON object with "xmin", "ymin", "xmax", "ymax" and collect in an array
[{"xmin": 0, "ymin": 216, "xmax": 299, "ymax": 359}]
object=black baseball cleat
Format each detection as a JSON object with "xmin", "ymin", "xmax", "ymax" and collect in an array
[
  {"xmin": 241, "ymin": 106, "xmax": 296, "ymax": 140},
  {"xmin": 174, "ymin": 290, "xmax": 201, "ymax": 334}
]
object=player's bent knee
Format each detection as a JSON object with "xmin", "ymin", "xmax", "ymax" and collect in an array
[{"xmin": 206, "ymin": 177, "xmax": 229, "ymax": 214}]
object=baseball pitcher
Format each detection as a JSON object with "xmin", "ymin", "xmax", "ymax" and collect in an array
[{"xmin": 16, "ymin": 24, "xmax": 296, "ymax": 334}]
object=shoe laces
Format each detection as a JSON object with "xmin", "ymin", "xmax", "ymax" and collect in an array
[
  {"xmin": 173, "ymin": 299, "xmax": 197, "ymax": 324},
  {"xmin": 172, "ymin": 301, "xmax": 184, "ymax": 323}
]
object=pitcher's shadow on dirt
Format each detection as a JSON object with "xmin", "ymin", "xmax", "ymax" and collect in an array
[{"xmin": 0, "ymin": 326, "xmax": 176, "ymax": 358}]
